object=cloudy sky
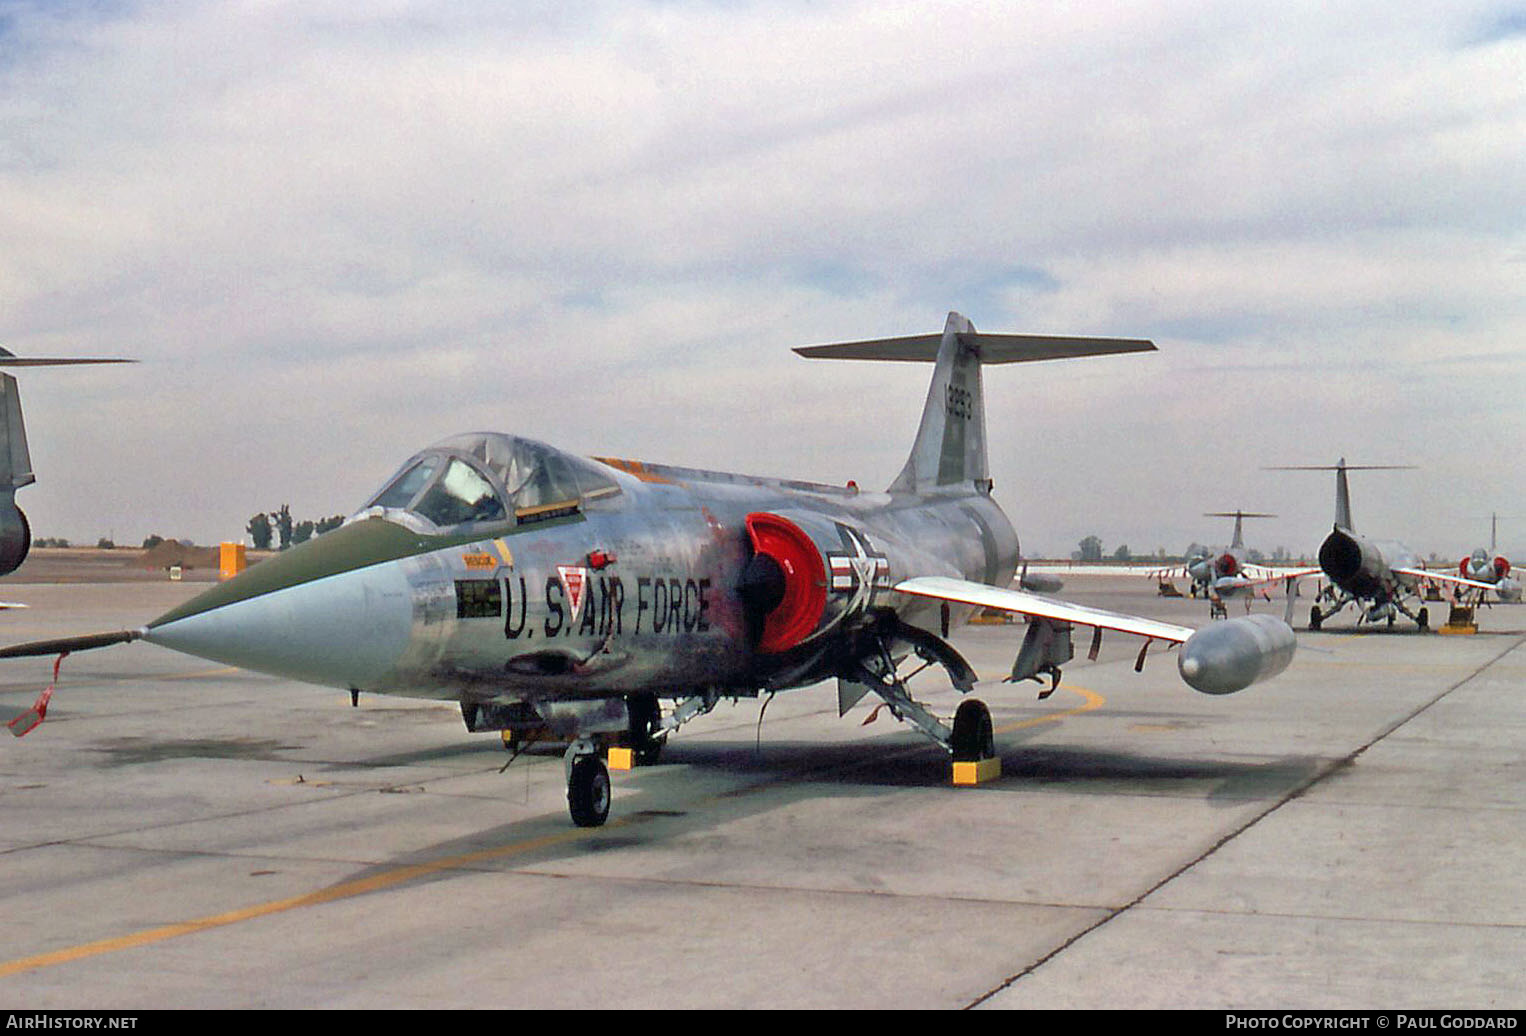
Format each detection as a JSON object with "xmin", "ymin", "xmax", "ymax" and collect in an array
[{"xmin": 1, "ymin": 0, "xmax": 1522, "ymax": 560}]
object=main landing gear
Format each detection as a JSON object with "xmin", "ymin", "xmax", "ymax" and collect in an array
[
  {"xmin": 625, "ymin": 691, "xmax": 667, "ymax": 766},
  {"xmin": 950, "ymin": 699, "xmax": 995, "ymax": 763},
  {"xmin": 1310, "ymin": 595, "xmax": 1431, "ymax": 632},
  {"xmin": 841, "ymin": 617, "xmax": 999, "ymax": 782}
]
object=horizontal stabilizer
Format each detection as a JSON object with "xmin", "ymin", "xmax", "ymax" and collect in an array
[
  {"xmin": 1266, "ymin": 464, "xmax": 1414, "ymax": 472},
  {"xmin": 0, "ymin": 352, "xmax": 134, "ymax": 493},
  {"xmin": 0, "ymin": 358, "xmax": 135, "ymax": 367},
  {"xmin": 794, "ymin": 332, "xmax": 1154, "ymax": 364}
]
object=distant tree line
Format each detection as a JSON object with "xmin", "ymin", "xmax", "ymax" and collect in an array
[
  {"xmin": 35, "ymin": 534, "xmax": 198, "ymax": 550},
  {"xmin": 37, "ymin": 517, "xmax": 346, "ymax": 553},
  {"xmin": 246, "ymin": 504, "xmax": 345, "ymax": 551},
  {"xmin": 1071, "ymin": 535, "xmax": 1304, "ymax": 565}
]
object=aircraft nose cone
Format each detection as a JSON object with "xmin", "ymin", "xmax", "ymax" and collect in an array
[{"xmin": 145, "ymin": 561, "xmax": 413, "ymax": 689}]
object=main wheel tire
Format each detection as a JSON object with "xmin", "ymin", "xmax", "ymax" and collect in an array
[
  {"xmin": 626, "ymin": 692, "xmax": 666, "ymax": 766},
  {"xmin": 1309, "ymin": 605, "xmax": 1322, "ymax": 631},
  {"xmin": 568, "ymin": 755, "xmax": 611, "ymax": 827},
  {"xmin": 1417, "ymin": 607, "xmax": 1429, "ymax": 631},
  {"xmin": 950, "ymin": 699, "xmax": 995, "ymax": 763}
]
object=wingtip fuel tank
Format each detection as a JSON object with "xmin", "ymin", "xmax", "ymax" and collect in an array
[{"xmin": 1178, "ymin": 614, "xmax": 1297, "ymax": 695}]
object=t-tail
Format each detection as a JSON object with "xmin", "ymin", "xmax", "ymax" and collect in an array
[
  {"xmin": 795, "ymin": 311, "xmax": 1155, "ymax": 494},
  {"xmin": 1206, "ymin": 510, "xmax": 1275, "ymax": 550},
  {"xmin": 1268, "ymin": 458, "xmax": 1415, "ymax": 533},
  {"xmin": 0, "ymin": 349, "xmax": 135, "ymax": 575}
]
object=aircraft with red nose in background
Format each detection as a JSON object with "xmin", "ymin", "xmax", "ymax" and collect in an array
[
  {"xmin": 1457, "ymin": 515, "xmax": 1521, "ymax": 603},
  {"xmin": 1, "ymin": 313, "xmax": 1298, "ymax": 826},
  {"xmin": 1177, "ymin": 510, "xmax": 1283, "ymax": 617}
]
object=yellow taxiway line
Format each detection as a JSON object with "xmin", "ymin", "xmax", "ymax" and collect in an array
[
  {"xmin": 996, "ymin": 684, "xmax": 1106, "ymax": 734},
  {"xmin": 0, "ymin": 685, "xmax": 1106, "ymax": 979},
  {"xmin": 0, "ymin": 821, "xmax": 612, "ymax": 979}
]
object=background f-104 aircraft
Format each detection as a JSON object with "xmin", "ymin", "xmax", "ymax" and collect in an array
[
  {"xmin": 1455, "ymin": 514, "xmax": 1521, "ymax": 603},
  {"xmin": 1273, "ymin": 461, "xmax": 1497, "ymax": 630},
  {"xmin": 2, "ymin": 313, "xmax": 1297, "ymax": 826},
  {"xmin": 1166, "ymin": 510, "xmax": 1283, "ymax": 617}
]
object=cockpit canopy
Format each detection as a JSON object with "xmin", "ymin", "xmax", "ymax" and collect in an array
[{"xmin": 361, "ymin": 432, "xmax": 621, "ymax": 531}]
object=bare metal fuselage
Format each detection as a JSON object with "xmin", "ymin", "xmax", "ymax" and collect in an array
[
  {"xmin": 403, "ymin": 472, "xmax": 1015, "ymax": 703},
  {"xmin": 146, "ymin": 461, "xmax": 1017, "ymax": 709}
]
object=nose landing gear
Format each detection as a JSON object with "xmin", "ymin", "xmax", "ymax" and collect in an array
[{"xmin": 566, "ymin": 743, "xmax": 611, "ymax": 828}]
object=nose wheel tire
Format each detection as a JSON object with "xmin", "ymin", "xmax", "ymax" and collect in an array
[{"xmin": 568, "ymin": 754, "xmax": 611, "ymax": 827}]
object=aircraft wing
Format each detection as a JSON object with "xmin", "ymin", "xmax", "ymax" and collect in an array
[
  {"xmin": 896, "ymin": 575, "xmax": 1298, "ymax": 696},
  {"xmin": 1394, "ymin": 568, "xmax": 1496, "ymax": 592},
  {"xmin": 895, "ymin": 575, "xmax": 1194, "ymax": 643},
  {"xmin": 1249, "ymin": 566, "xmax": 1322, "ymax": 583},
  {"xmin": 1242, "ymin": 564, "xmax": 1306, "ymax": 580}
]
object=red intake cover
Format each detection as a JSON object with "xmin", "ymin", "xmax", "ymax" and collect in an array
[
  {"xmin": 1217, "ymin": 553, "xmax": 1239, "ymax": 577},
  {"xmin": 746, "ymin": 512, "xmax": 827, "ymax": 654},
  {"xmin": 1459, "ymin": 557, "xmax": 1471, "ymax": 578},
  {"xmin": 1495, "ymin": 556, "xmax": 1511, "ymax": 579}
]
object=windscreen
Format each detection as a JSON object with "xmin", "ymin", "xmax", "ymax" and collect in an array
[
  {"xmin": 413, "ymin": 458, "xmax": 506, "ymax": 526},
  {"xmin": 368, "ymin": 458, "xmax": 438, "ymax": 510},
  {"xmin": 362, "ymin": 433, "xmax": 619, "ymax": 530}
]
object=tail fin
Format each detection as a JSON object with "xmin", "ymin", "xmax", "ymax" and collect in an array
[
  {"xmin": 0, "ymin": 351, "xmax": 133, "ymax": 493},
  {"xmin": 0, "ymin": 350, "xmax": 135, "ymax": 574},
  {"xmin": 1265, "ymin": 459, "xmax": 1415, "ymax": 532},
  {"xmin": 1204, "ymin": 511, "xmax": 1275, "ymax": 550},
  {"xmin": 795, "ymin": 312, "xmax": 1154, "ymax": 494},
  {"xmin": 889, "ymin": 311, "xmax": 985, "ymax": 493},
  {"xmin": 0, "ymin": 374, "xmax": 34, "ymax": 494},
  {"xmin": 1334, "ymin": 459, "xmax": 1353, "ymax": 530}
]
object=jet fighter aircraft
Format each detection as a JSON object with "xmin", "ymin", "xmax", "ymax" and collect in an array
[
  {"xmin": 1455, "ymin": 515, "xmax": 1521, "ymax": 603},
  {"xmin": 1273, "ymin": 460, "xmax": 1495, "ymax": 630},
  {"xmin": 2, "ymin": 314, "xmax": 1297, "ymax": 826},
  {"xmin": 1176, "ymin": 510, "xmax": 1283, "ymax": 617}
]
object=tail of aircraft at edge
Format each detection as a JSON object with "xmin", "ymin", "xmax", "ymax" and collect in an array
[
  {"xmin": 0, "ymin": 314, "xmax": 1299, "ymax": 826},
  {"xmin": 0, "ymin": 350, "xmax": 135, "ymax": 577}
]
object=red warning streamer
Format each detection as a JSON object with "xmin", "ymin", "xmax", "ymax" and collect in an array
[{"xmin": 5, "ymin": 652, "xmax": 68, "ymax": 738}]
